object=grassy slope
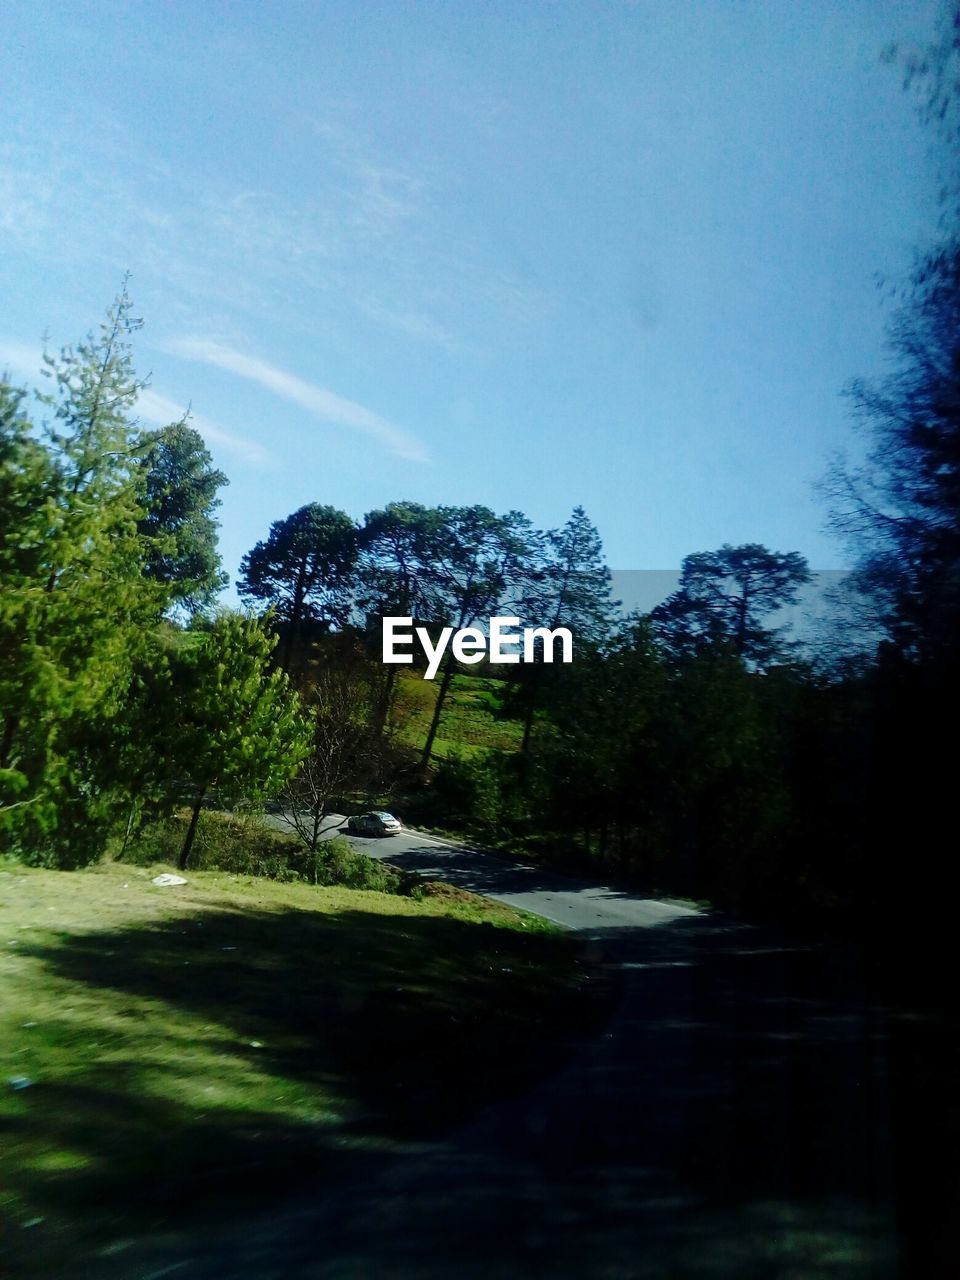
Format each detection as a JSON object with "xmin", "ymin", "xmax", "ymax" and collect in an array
[
  {"xmin": 0, "ymin": 860, "xmax": 603, "ymax": 1275},
  {"xmin": 390, "ymin": 669, "xmax": 523, "ymax": 760}
]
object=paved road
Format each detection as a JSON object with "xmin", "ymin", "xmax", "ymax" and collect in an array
[
  {"xmin": 83, "ymin": 819, "xmax": 900, "ymax": 1279},
  {"xmin": 269, "ymin": 811, "xmax": 702, "ymax": 932}
]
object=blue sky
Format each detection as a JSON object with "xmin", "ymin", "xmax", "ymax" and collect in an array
[{"xmin": 0, "ymin": 0, "xmax": 945, "ymax": 597}]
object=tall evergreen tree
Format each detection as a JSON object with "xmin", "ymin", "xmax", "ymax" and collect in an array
[
  {"xmin": 515, "ymin": 506, "xmax": 616, "ymax": 751},
  {"xmin": 139, "ymin": 419, "xmax": 228, "ymax": 612},
  {"xmin": 358, "ymin": 501, "xmax": 440, "ymax": 726},
  {"xmin": 0, "ymin": 289, "xmax": 168, "ymax": 863},
  {"xmin": 416, "ymin": 505, "xmax": 537, "ymax": 770}
]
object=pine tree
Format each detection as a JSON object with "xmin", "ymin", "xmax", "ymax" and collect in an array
[
  {"xmin": 0, "ymin": 288, "xmax": 168, "ymax": 864},
  {"xmin": 163, "ymin": 612, "xmax": 309, "ymax": 868},
  {"xmin": 651, "ymin": 544, "xmax": 810, "ymax": 667},
  {"xmin": 139, "ymin": 419, "xmax": 228, "ymax": 612},
  {"xmin": 515, "ymin": 506, "xmax": 617, "ymax": 752},
  {"xmin": 238, "ymin": 504, "xmax": 358, "ymax": 670}
]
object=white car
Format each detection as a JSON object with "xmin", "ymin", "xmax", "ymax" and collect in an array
[{"xmin": 347, "ymin": 811, "xmax": 402, "ymax": 837}]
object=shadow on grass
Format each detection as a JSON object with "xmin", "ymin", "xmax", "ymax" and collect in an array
[
  {"xmin": 39, "ymin": 911, "xmax": 915, "ymax": 1280},
  {"xmin": 12, "ymin": 903, "xmax": 947, "ymax": 1279},
  {"xmin": 3, "ymin": 904, "xmax": 610, "ymax": 1273}
]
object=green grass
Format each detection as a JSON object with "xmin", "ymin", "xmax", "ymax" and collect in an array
[
  {"xmin": 390, "ymin": 669, "xmax": 523, "ymax": 760},
  {"xmin": 0, "ymin": 859, "xmax": 603, "ymax": 1276}
]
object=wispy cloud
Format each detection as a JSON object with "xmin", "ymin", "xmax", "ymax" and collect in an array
[
  {"xmin": 0, "ymin": 339, "xmax": 273, "ymax": 468},
  {"xmin": 162, "ymin": 337, "xmax": 432, "ymax": 463},
  {"xmin": 136, "ymin": 389, "xmax": 276, "ymax": 467}
]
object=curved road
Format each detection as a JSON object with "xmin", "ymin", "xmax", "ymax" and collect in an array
[{"xmin": 310, "ymin": 813, "xmax": 703, "ymax": 931}]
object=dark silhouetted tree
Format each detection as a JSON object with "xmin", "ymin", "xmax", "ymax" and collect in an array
[
  {"xmin": 358, "ymin": 501, "xmax": 440, "ymax": 726},
  {"xmin": 238, "ymin": 503, "xmax": 358, "ymax": 669},
  {"xmin": 651, "ymin": 544, "xmax": 810, "ymax": 666},
  {"xmin": 515, "ymin": 505, "xmax": 617, "ymax": 751}
]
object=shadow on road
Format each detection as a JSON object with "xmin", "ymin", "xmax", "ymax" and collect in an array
[
  {"xmin": 373, "ymin": 837, "xmax": 664, "ymax": 902},
  {"xmin": 56, "ymin": 909, "xmax": 914, "ymax": 1280}
]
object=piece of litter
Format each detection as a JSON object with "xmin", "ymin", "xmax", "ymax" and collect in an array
[
  {"xmin": 249, "ymin": 1041, "xmax": 263, "ymax": 1048},
  {"xmin": 221, "ymin": 946, "xmax": 237, "ymax": 951},
  {"xmin": 22, "ymin": 1022, "xmax": 37, "ymax": 1028},
  {"xmin": 8, "ymin": 1076, "xmax": 33, "ymax": 1090},
  {"xmin": 152, "ymin": 874, "xmax": 187, "ymax": 887},
  {"xmin": 22, "ymin": 1217, "xmax": 44, "ymax": 1229}
]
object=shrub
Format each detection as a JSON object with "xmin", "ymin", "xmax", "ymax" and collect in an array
[
  {"xmin": 304, "ymin": 836, "xmax": 400, "ymax": 892},
  {"xmin": 126, "ymin": 811, "xmax": 406, "ymax": 894}
]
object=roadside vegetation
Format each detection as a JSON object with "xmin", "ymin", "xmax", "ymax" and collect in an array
[{"xmin": 126, "ymin": 812, "xmax": 407, "ymax": 893}]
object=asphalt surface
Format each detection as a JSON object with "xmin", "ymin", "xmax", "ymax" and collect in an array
[
  {"xmin": 80, "ymin": 819, "xmax": 900, "ymax": 1279},
  {"xmin": 270, "ymin": 812, "xmax": 703, "ymax": 932}
]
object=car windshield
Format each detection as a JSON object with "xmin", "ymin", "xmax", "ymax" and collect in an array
[{"xmin": 374, "ymin": 812, "xmax": 396, "ymax": 821}]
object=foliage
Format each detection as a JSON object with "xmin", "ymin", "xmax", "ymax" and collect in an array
[
  {"xmin": 510, "ymin": 505, "xmax": 618, "ymax": 751},
  {"xmin": 405, "ymin": 754, "xmax": 505, "ymax": 832},
  {"xmin": 159, "ymin": 612, "xmax": 310, "ymax": 868},
  {"xmin": 138, "ymin": 419, "xmax": 228, "ymax": 611},
  {"xmin": 826, "ymin": 241, "xmax": 960, "ymax": 670},
  {"xmin": 358, "ymin": 500, "xmax": 439, "ymax": 618},
  {"xmin": 238, "ymin": 503, "xmax": 358, "ymax": 669},
  {"xmin": 412, "ymin": 505, "xmax": 540, "ymax": 767},
  {"xmin": 281, "ymin": 660, "xmax": 389, "ymax": 850},
  {"xmin": 651, "ymin": 543, "xmax": 811, "ymax": 666},
  {"xmin": 0, "ymin": 289, "xmax": 169, "ymax": 866},
  {"xmin": 129, "ymin": 811, "xmax": 403, "ymax": 892}
]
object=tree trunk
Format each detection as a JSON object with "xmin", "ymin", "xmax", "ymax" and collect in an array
[
  {"xmin": 116, "ymin": 796, "xmax": 140, "ymax": 861},
  {"xmin": 520, "ymin": 666, "xmax": 540, "ymax": 755},
  {"xmin": 0, "ymin": 713, "xmax": 19, "ymax": 771},
  {"xmin": 281, "ymin": 615, "xmax": 298, "ymax": 673},
  {"xmin": 374, "ymin": 665, "xmax": 398, "ymax": 735},
  {"xmin": 735, "ymin": 588, "xmax": 750, "ymax": 657},
  {"xmin": 179, "ymin": 787, "xmax": 207, "ymax": 870},
  {"xmin": 419, "ymin": 658, "xmax": 456, "ymax": 772}
]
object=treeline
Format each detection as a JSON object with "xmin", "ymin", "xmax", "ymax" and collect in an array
[
  {"xmin": 236, "ymin": 498, "xmax": 616, "ymax": 766},
  {"xmin": 0, "ymin": 287, "xmax": 828, "ymax": 908},
  {"xmin": 236, "ymin": 506, "xmax": 838, "ymax": 913}
]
